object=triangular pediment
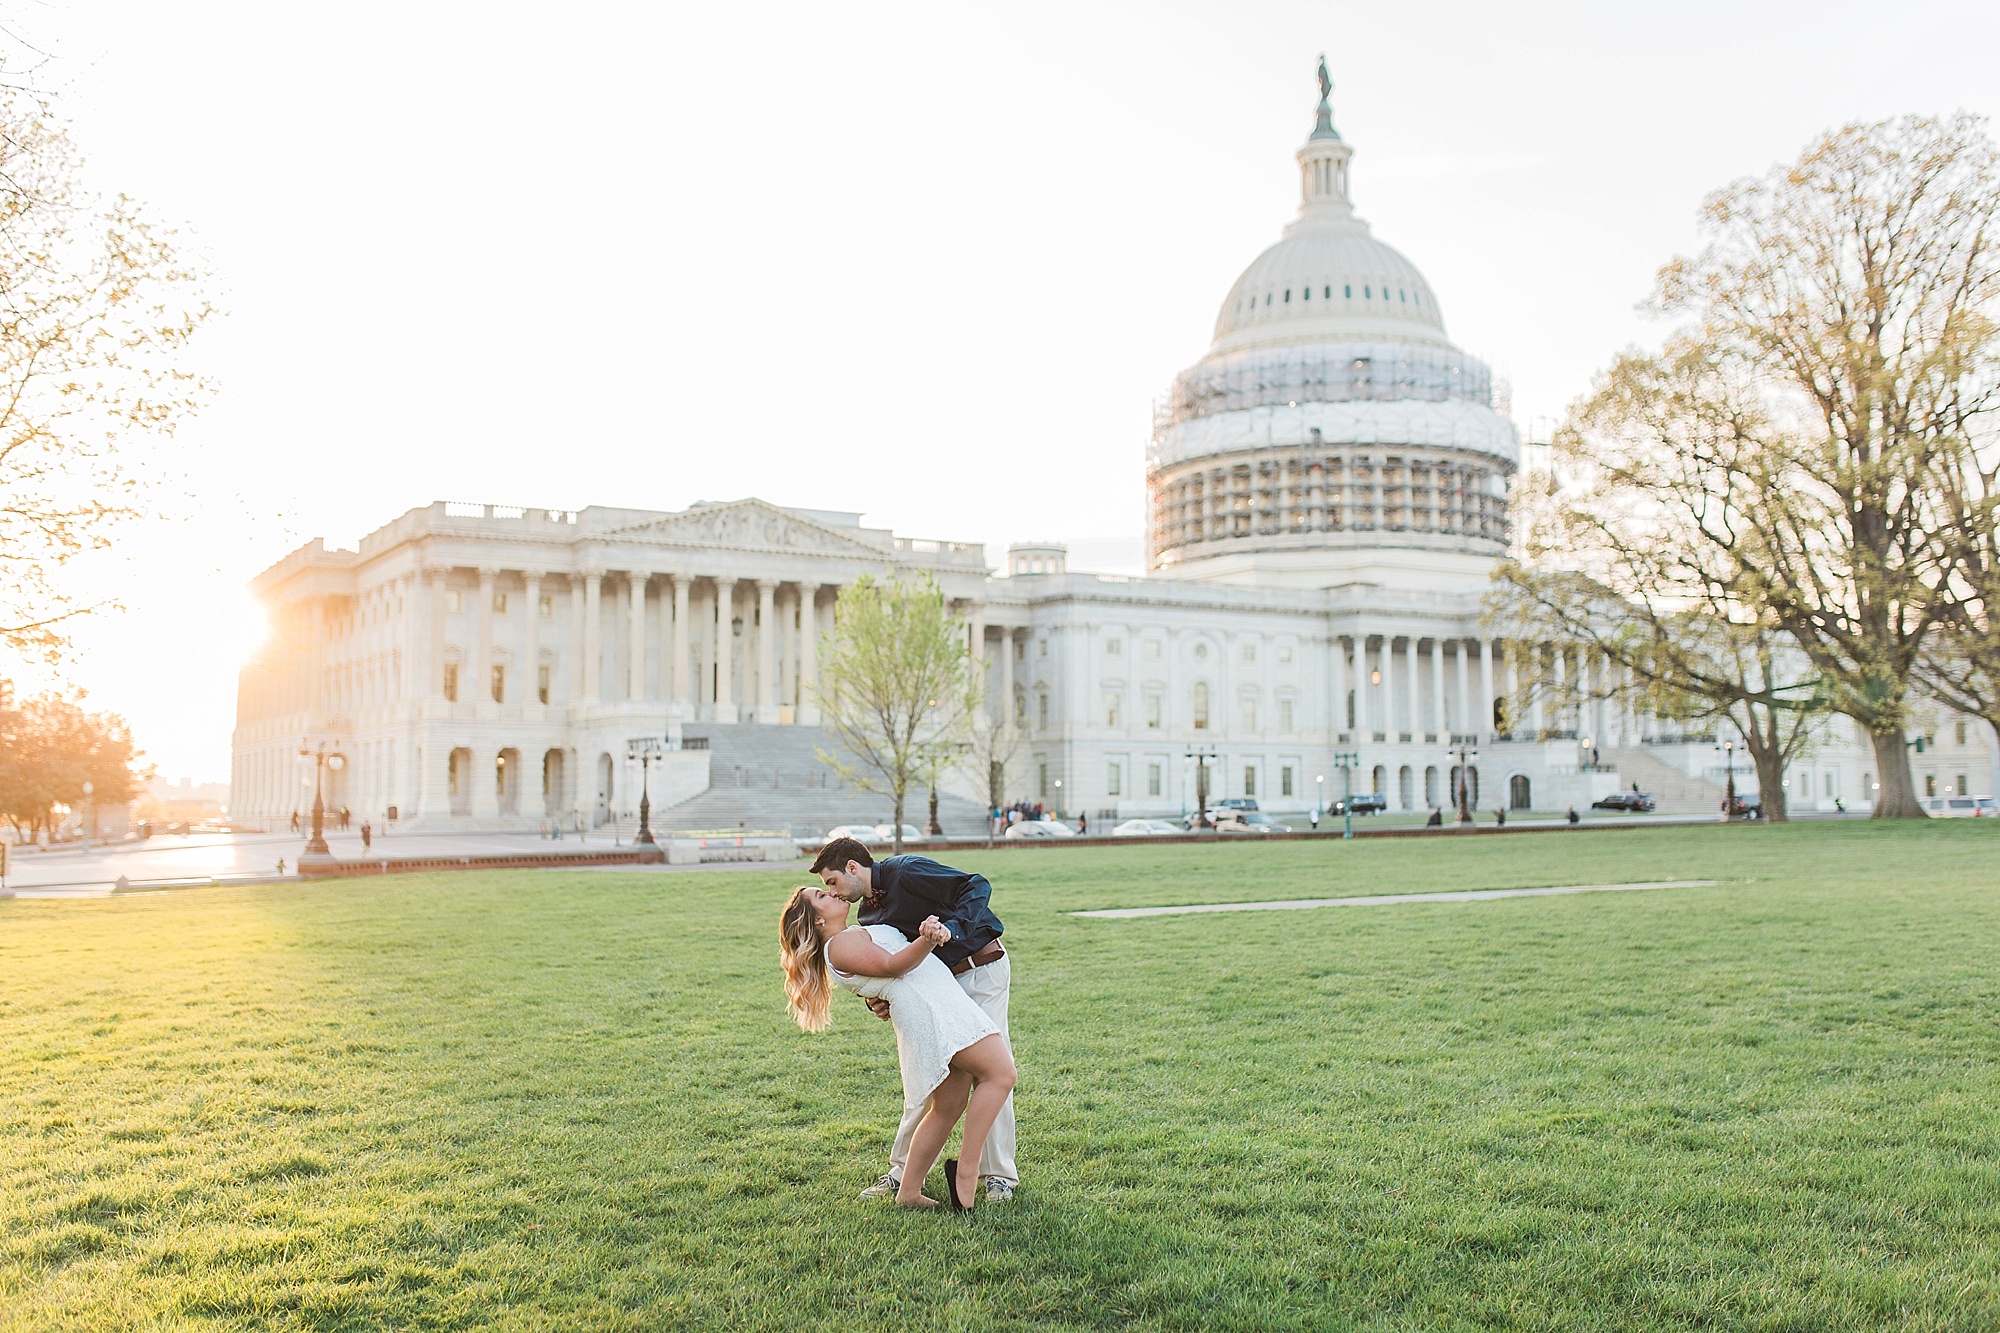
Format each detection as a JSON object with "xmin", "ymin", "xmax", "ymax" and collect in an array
[{"xmin": 604, "ymin": 498, "xmax": 895, "ymax": 559}]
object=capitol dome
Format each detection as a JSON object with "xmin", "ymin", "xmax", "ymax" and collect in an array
[{"xmin": 1146, "ymin": 66, "xmax": 1519, "ymax": 589}]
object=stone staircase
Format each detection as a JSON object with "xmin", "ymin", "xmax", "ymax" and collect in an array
[
  {"xmin": 1601, "ymin": 746, "xmax": 1727, "ymax": 816},
  {"xmin": 659, "ymin": 724, "xmax": 991, "ymax": 840}
]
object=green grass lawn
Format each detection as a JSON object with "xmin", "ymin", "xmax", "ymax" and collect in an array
[{"xmin": 4, "ymin": 823, "xmax": 1999, "ymax": 1330}]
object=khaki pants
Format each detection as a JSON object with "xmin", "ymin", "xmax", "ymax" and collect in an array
[{"xmin": 889, "ymin": 952, "xmax": 1016, "ymax": 1186}]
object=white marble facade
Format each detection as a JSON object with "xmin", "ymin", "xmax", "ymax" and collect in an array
[{"xmin": 233, "ymin": 83, "xmax": 1996, "ymax": 829}]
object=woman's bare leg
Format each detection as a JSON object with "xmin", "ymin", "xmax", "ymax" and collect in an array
[
  {"xmin": 896, "ymin": 1070, "xmax": 970, "ymax": 1206},
  {"xmin": 947, "ymin": 1034, "xmax": 1017, "ymax": 1206}
]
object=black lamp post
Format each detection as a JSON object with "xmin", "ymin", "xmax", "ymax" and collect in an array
[
  {"xmin": 1184, "ymin": 744, "xmax": 1216, "ymax": 828},
  {"xmin": 627, "ymin": 737, "xmax": 664, "ymax": 857},
  {"xmin": 1332, "ymin": 750, "xmax": 1359, "ymax": 840},
  {"xmin": 1716, "ymin": 738, "xmax": 1738, "ymax": 819},
  {"xmin": 298, "ymin": 741, "xmax": 346, "ymax": 869},
  {"xmin": 1449, "ymin": 736, "xmax": 1479, "ymax": 825}
]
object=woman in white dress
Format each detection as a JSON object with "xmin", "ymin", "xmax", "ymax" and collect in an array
[{"xmin": 779, "ymin": 885, "xmax": 1017, "ymax": 1210}]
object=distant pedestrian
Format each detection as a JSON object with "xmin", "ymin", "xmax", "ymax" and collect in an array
[
  {"xmin": 339, "ymin": 806, "xmax": 351, "ymax": 831},
  {"xmin": 1078, "ymin": 813, "xmax": 1088, "ymax": 835},
  {"xmin": 1631, "ymin": 781, "xmax": 1640, "ymax": 794},
  {"xmin": 1425, "ymin": 807, "xmax": 1442, "ymax": 827},
  {"xmin": 276, "ymin": 857, "xmax": 286, "ymax": 875},
  {"xmin": 1566, "ymin": 806, "xmax": 1579, "ymax": 826},
  {"xmin": 1493, "ymin": 807, "xmax": 1506, "ymax": 827},
  {"xmin": 290, "ymin": 810, "xmax": 301, "ymax": 834},
  {"xmin": 360, "ymin": 821, "xmax": 372, "ymax": 851}
]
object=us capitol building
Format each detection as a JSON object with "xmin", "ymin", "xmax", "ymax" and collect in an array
[{"xmin": 234, "ymin": 74, "xmax": 1970, "ymax": 831}]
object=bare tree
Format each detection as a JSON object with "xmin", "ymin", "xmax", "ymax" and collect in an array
[
  {"xmin": 0, "ymin": 83, "xmax": 215, "ymax": 661},
  {"xmin": 810, "ymin": 574, "xmax": 983, "ymax": 855},
  {"xmin": 958, "ymin": 716, "xmax": 1022, "ymax": 843}
]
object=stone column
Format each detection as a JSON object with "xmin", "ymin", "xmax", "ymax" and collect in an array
[
  {"xmin": 1454, "ymin": 641, "xmax": 1471, "ymax": 742},
  {"xmin": 1528, "ymin": 644, "xmax": 1546, "ymax": 736},
  {"xmin": 757, "ymin": 579, "xmax": 778, "ymax": 723},
  {"xmin": 424, "ymin": 569, "xmax": 448, "ymax": 703},
  {"xmin": 522, "ymin": 571, "xmax": 543, "ymax": 707},
  {"xmin": 1480, "ymin": 637, "xmax": 1496, "ymax": 740},
  {"xmin": 476, "ymin": 568, "xmax": 497, "ymax": 705},
  {"xmin": 581, "ymin": 569, "xmax": 603, "ymax": 705},
  {"xmin": 999, "ymin": 626, "xmax": 1015, "ymax": 728},
  {"xmin": 713, "ymin": 577, "xmax": 737, "ymax": 722},
  {"xmin": 968, "ymin": 603, "xmax": 987, "ymax": 719},
  {"xmin": 1405, "ymin": 636, "xmax": 1421, "ymax": 740},
  {"xmin": 1352, "ymin": 635, "xmax": 1370, "ymax": 739},
  {"xmin": 1551, "ymin": 647, "xmax": 1568, "ymax": 734},
  {"xmin": 1380, "ymin": 635, "xmax": 1397, "ymax": 740},
  {"xmin": 1331, "ymin": 633, "xmax": 1348, "ymax": 739},
  {"xmin": 798, "ymin": 583, "xmax": 821, "ymax": 724},
  {"xmin": 627, "ymin": 569, "xmax": 648, "ymax": 703},
  {"xmin": 1429, "ymin": 638, "xmax": 1446, "ymax": 741},
  {"xmin": 670, "ymin": 574, "xmax": 691, "ymax": 717}
]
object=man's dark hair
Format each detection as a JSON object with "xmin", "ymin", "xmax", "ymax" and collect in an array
[{"xmin": 811, "ymin": 837, "xmax": 874, "ymax": 876}]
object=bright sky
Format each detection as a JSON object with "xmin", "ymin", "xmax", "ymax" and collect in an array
[{"xmin": 18, "ymin": 0, "xmax": 1999, "ymax": 784}]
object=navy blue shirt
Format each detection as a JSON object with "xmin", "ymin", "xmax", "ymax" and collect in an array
[{"xmin": 857, "ymin": 854, "xmax": 1003, "ymax": 968}]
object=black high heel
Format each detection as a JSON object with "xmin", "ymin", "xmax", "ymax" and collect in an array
[{"xmin": 942, "ymin": 1157, "xmax": 974, "ymax": 1212}]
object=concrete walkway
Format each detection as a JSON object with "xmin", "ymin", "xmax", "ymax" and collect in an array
[{"xmin": 1070, "ymin": 879, "xmax": 1721, "ymax": 919}]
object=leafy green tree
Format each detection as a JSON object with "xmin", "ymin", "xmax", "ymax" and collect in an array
[
  {"xmin": 0, "ymin": 687, "xmax": 143, "ymax": 840},
  {"xmin": 1510, "ymin": 113, "xmax": 2000, "ymax": 818},
  {"xmin": 810, "ymin": 575, "xmax": 982, "ymax": 854}
]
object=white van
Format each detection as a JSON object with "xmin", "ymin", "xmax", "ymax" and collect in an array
[{"xmin": 1921, "ymin": 795, "xmax": 1998, "ymax": 818}]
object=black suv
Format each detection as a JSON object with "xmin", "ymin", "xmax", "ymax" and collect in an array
[
  {"xmin": 1332, "ymin": 793, "xmax": 1388, "ymax": 816},
  {"xmin": 1591, "ymin": 792, "xmax": 1656, "ymax": 812}
]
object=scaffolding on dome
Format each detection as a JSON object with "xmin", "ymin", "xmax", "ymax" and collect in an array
[{"xmin": 1164, "ymin": 342, "xmax": 1493, "ymax": 429}]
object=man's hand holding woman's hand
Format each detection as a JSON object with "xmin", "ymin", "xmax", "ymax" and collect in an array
[{"xmin": 918, "ymin": 916, "xmax": 951, "ymax": 947}]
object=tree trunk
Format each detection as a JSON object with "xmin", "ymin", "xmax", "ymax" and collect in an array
[
  {"xmin": 1867, "ymin": 724, "xmax": 1926, "ymax": 818},
  {"xmin": 892, "ymin": 787, "xmax": 905, "ymax": 855},
  {"xmin": 926, "ymin": 784, "xmax": 941, "ymax": 837},
  {"xmin": 1748, "ymin": 745, "xmax": 1789, "ymax": 822}
]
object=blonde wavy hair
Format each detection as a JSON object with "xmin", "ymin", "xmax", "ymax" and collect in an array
[{"xmin": 779, "ymin": 885, "xmax": 833, "ymax": 1032}]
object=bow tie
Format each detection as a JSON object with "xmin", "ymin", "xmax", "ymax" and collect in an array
[{"xmin": 863, "ymin": 888, "xmax": 888, "ymax": 912}]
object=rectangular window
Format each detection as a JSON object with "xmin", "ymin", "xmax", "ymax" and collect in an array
[
  {"xmin": 1038, "ymin": 638, "xmax": 1048, "ymax": 658},
  {"xmin": 1925, "ymin": 774, "xmax": 1937, "ymax": 797},
  {"xmin": 1957, "ymin": 773, "xmax": 1969, "ymax": 796},
  {"xmin": 442, "ymin": 663, "xmax": 459, "ymax": 702},
  {"xmin": 1282, "ymin": 766, "xmax": 1294, "ymax": 797},
  {"xmin": 1279, "ymin": 699, "xmax": 1294, "ymax": 732},
  {"xmin": 491, "ymin": 664, "xmax": 505, "ymax": 703},
  {"xmin": 1107, "ymin": 638, "xmax": 1123, "ymax": 656},
  {"xmin": 537, "ymin": 664, "xmax": 551, "ymax": 705},
  {"xmin": 1038, "ymin": 762, "xmax": 1048, "ymax": 798},
  {"xmin": 445, "ymin": 590, "xmax": 462, "ymax": 614},
  {"xmin": 1244, "ymin": 766, "xmax": 1257, "ymax": 797},
  {"xmin": 1106, "ymin": 694, "xmax": 1121, "ymax": 728},
  {"xmin": 494, "ymin": 592, "xmax": 508, "ymax": 614},
  {"xmin": 1107, "ymin": 763, "xmax": 1121, "ymax": 797},
  {"xmin": 1242, "ymin": 643, "xmax": 1257, "ymax": 663},
  {"xmin": 1037, "ymin": 693, "xmax": 1049, "ymax": 729},
  {"xmin": 1145, "ymin": 639, "xmax": 1162, "ymax": 660},
  {"xmin": 1015, "ymin": 638, "xmax": 1025, "ymax": 661},
  {"xmin": 539, "ymin": 594, "xmax": 554, "ymax": 619},
  {"xmin": 1278, "ymin": 646, "xmax": 1293, "ymax": 664},
  {"xmin": 1148, "ymin": 762, "xmax": 1162, "ymax": 797},
  {"xmin": 1242, "ymin": 700, "xmax": 1257, "ymax": 732},
  {"xmin": 1957, "ymin": 720, "xmax": 1969, "ymax": 746},
  {"xmin": 1146, "ymin": 694, "xmax": 1162, "ymax": 729}
]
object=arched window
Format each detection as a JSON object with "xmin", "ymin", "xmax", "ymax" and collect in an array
[
  {"xmin": 1424, "ymin": 765, "xmax": 1438, "ymax": 806},
  {"xmin": 1193, "ymin": 682, "xmax": 1210, "ymax": 730},
  {"xmin": 1509, "ymin": 775, "xmax": 1531, "ymax": 810},
  {"xmin": 1398, "ymin": 766, "xmax": 1414, "ymax": 809}
]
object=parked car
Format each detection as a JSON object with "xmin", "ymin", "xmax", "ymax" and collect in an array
[
  {"xmin": 1003, "ymin": 818, "xmax": 1076, "ymax": 839},
  {"xmin": 874, "ymin": 823, "xmax": 927, "ymax": 844},
  {"xmin": 1331, "ymin": 793, "xmax": 1388, "ymax": 816},
  {"xmin": 1922, "ymin": 795, "xmax": 1998, "ymax": 817},
  {"xmin": 1110, "ymin": 819, "xmax": 1188, "ymax": 837},
  {"xmin": 1214, "ymin": 810, "xmax": 1291, "ymax": 834},
  {"xmin": 1723, "ymin": 796, "xmax": 1763, "ymax": 820},
  {"xmin": 1213, "ymin": 798, "xmax": 1260, "ymax": 813},
  {"xmin": 824, "ymin": 824, "xmax": 883, "ymax": 842},
  {"xmin": 1591, "ymin": 792, "xmax": 1657, "ymax": 812}
]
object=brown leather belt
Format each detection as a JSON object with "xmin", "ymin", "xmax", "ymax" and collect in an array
[{"xmin": 947, "ymin": 941, "xmax": 1005, "ymax": 976}]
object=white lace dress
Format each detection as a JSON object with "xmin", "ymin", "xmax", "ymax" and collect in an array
[{"xmin": 828, "ymin": 924, "xmax": 998, "ymax": 1109}]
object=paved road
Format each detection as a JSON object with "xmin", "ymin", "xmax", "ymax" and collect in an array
[{"xmin": 0, "ymin": 829, "xmax": 635, "ymax": 897}]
